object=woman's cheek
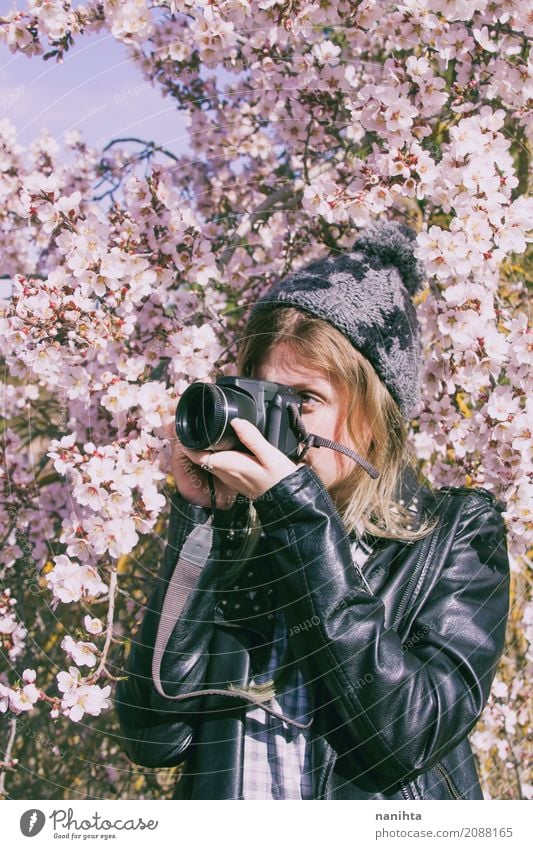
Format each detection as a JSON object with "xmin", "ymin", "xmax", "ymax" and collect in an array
[{"xmin": 304, "ymin": 407, "xmax": 329, "ymax": 433}]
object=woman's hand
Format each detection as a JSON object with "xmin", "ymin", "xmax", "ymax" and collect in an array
[
  {"xmin": 181, "ymin": 418, "xmax": 306, "ymax": 503},
  {"xmin": 162, "ymin": 402, "xmax": 242, "ymax": 511}
]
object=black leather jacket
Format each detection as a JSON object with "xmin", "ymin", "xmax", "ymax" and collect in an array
[{"xmin": 115, "ymin": 463, "xmax": 510, "ymax": 800}]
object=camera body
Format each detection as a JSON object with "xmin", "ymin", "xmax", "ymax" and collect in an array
[{"xmin": 175, "ymin": 377, "xmax": 303, "ymax": 461}]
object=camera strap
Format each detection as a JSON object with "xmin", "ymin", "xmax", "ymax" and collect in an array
[
  {"xmin": 206, "ymin": 470, "xmax": 218, "ymax": 513},
  {"xmin": 287, "ymin": 405, "xmax": 379, "ymax": 480}
]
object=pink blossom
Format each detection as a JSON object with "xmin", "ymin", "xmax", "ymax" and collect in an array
[
  {"xmin": 22, "ymin": 669, "xmax": 36, "ymax": 683},
  {"xmin": 61, "ymin": 635, "xmax": 99, "ymax": 668},
  {"xmin": 61, "ymin": 681, "xmax": 112, "ymax": 722},
  {"xmin": 46, "ymin": 556, "xmax": 86, "ymax": 604},
  {"xmin": 8, "ymin": 682, "xmax": 40, "ymax": 714},
  {"xmin": 84, "ymin": 616, "xmax": 103, "ymax": 635},
  {"xmin": 312, "ymin": 40, "xmax": 341, "ymax": 66},
  {"xmin": 485, "ymin": 386, "xmax": 522, "ymax": 422}
]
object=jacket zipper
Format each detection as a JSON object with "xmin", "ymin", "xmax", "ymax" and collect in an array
[
  {"xmin": 351, "ymin": 557, "xmax": 375, "ymax": 596},
  {"xmin": 391, "ymin": 531, "xmax": 434, "ymax": 631},
  {"xmin": 392, "ymin": 497, "xmax": 491, "ymax": 634},
  {"xmin": 435, "ymin": 762, "xmax": 462, "ymax": 799},
  {"xmin": 399, "ymin": 779, "xmax": 415, "ymax": 800},
  {"xmin": 393, "ymin": 491, "xmax": 488, "ymax": 635}
]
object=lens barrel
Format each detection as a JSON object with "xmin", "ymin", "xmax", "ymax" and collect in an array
[
  {"xmin": 175, "ymin": 383, "xmax": 227, "ymax": 448},
  {"xmin": 176, "ymin": 381, "xmax": 257, "ymax": 451}
]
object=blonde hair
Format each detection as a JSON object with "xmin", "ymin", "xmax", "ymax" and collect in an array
[{"xmin": 235, "ymin": 306, "xmax": 437, "ymax": 544}]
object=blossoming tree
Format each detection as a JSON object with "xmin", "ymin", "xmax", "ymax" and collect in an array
[{"xmin": 0, "ymin": 0, "xmax": 531, "ymax": 800}]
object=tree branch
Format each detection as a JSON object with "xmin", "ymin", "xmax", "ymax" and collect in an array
[{"xmin": 218, "ymin": 160, "xmax": 333, "ymax": 268}]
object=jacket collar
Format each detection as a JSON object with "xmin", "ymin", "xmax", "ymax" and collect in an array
[{"xmin": 356, "ymin": 464, "xmax": 435, "ymax": 550}]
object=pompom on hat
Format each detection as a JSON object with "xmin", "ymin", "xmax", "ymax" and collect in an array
[{"xmin": 247, "ymin": 221, "xmax": 427, "ymax": 420}]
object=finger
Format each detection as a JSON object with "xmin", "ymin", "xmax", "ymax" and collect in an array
[
  {"xmin": 181, "ymin": 446, "xmax": 214, "ymax": 466},
  {"xmin": 183, "ymin": 444, "xmax": 250, "ymax": 477},
  {"xmin": 230, "ymin": 418, "xmax": 281, "ymax": 466}
]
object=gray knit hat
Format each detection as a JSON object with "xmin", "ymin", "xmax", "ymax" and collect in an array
[{"xmin": 248, "ymin": 221, "xmax": 426, "ymax": 420}]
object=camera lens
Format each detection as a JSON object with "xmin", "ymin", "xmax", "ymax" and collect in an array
[{"xmin": 176, "ymin": 383, "xmax": 227, "ymax": 449}]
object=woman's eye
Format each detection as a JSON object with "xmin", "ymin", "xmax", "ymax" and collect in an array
[{"xmin": 300, "ymin": 393, "xmax": 318, "ymax": 405}]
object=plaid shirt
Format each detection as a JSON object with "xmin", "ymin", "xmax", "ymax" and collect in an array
[{"xmin": 241, "ymin": 533, "xmax": 374, "ymax": 800}]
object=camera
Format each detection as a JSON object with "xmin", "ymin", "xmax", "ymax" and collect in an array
[{"xmin": 175, "ymin": 377, "xmax": 304, "ymax": 462}]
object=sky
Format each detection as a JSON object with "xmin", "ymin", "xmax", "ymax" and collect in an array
[
  {"xmin": 0, "ymin": 14, "xmax": 191, "ymax": 155},
  {"xmin": 0, "ymin": 14, "xmax": 195, "ymax": 300}
]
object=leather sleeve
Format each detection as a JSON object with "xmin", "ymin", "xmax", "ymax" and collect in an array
[
  {"xmin": 253, "ymin": 464, "xmax": 510, "ymax": 790},
  {"xmin": 115, "ymin": 490, "xmax": 248, "ymax": 769}
]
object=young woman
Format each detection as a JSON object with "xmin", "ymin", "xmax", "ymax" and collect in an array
[{"xmin": 116, "ymin": 222, "xmax": 510, "ymax": 800}]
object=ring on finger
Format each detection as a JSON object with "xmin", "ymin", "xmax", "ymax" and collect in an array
[{"xmin": 200, "ymin": 453, "xmax": 214, "ymax": 473}]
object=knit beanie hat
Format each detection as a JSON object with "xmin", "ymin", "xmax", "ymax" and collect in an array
[{"xmin": 247, "ymin": 221, "xmax": 426, "ymax": 420}]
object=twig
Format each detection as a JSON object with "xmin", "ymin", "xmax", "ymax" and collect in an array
[
  {"xmin": 101, "ymin": 137, "xmax": 180, "ymax": 163},
  {"xmin": 0, "ymin": 717, "xmax": 18, "ymax": 797},
  {"xmin": 91, "ymin": 566, "xmax": 118, "ymax": 682}
]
